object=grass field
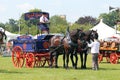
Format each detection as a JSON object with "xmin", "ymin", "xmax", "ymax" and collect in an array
[{"xmin": 0, "ymin": 55, "xmax": 120, "ymax": 80}]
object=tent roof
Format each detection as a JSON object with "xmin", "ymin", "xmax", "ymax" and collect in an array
[{"xmin": 91, "ymin": 19, "xmax": 120, "ymax": 40}]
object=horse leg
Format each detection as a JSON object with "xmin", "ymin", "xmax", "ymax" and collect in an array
[
  {"xmin": 70, "ymin": 48, "xmax": 78, "ymax": 69},
  {"xmin": 83, "ymin": 53, "xmax": 88, "ymax": 69},
  {"xmin": 49, "ymin": 51, "xmax": 54, "ymax": 68},
  {"xmin": 65, "ymin": 52, "xmax": 69, "ymax": 69},
  {"xmin": 63, "ymin": 50, "xmax": 66, "ymax": 68},
  {"xmin": 70, "ymin": 53, "xmax": 74, "ymax": 68},
  {"xmin": 74, "ymin": 52, "xmax": 78, "ymax": 69},
  {"xmin": 80, "ymin": 52, "xmax": 84, "ymax": 69},
  {"xmin": 54, "ymin": 52, "xmax": 59, "ymax": 68}
]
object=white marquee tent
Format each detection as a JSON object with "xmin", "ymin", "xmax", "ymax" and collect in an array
[{"xmin": 91, "ymin": 19, "xmax": 120, "ymax": 40}]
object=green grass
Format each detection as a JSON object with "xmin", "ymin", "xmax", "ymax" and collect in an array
[{"xmin": 0, "ymin": 55, "xmax": 120, "ymax": 80}]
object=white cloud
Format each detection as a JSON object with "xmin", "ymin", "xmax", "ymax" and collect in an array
[
  {"xmin": 0, "ymin": 4, "xmax": 6, "ymax": 12},
  {"xmin": 16, "ymin": 3, "xmax": 34, "ymax": 12}
]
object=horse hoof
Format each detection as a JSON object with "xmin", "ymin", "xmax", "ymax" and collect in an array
[
  {"xmin": 81, "ymin": 66, "xmax": 84, "ymax": 69},
  {"xmin": 49, "ymin": 66, "xmax": 53, "ymax": 68},
  {"xmin": 73, "ymin": 66, "xmax": 77, "ymax": 69},
  {"xmin": 83, "ymin": 66, "xmax": 86, "ymax": 69},
  {"xmin": 55, "ymin": 65, "xmax": 59, "ymax": 68}
]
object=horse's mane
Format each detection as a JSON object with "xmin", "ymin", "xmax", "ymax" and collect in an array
[
  {"xmin": 69, "ymin": 29, "xmax": 80, "ymax": 43},
  {"xmin": 84, "ymin": 30, "xmax": 92, "ymax": 36},
  {"xmin": 83, "ymin": 30, "xmax": 98, "ymax": 43},
  {"xmin": 83, "ymin": 30, "xmax": 93, "ymax": 43}
]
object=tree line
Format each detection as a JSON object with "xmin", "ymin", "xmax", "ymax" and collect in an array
[{"xmin": 0, "ymin": 8, "xmax": 120, "ymax": 35}]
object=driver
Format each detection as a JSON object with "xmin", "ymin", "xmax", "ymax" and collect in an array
[{"xmin": 39, "ymin": 13, "xmax": 50, "ymax": 34}]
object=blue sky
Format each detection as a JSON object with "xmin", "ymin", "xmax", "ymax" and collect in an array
[{"xmin": 0, "ymin": 0, "xmax": 120, "ymax": 23}]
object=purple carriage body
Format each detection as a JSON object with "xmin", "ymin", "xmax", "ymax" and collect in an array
[{"xmin": 12, "ymin": 34, "xmax": 53, "ymax": 53}]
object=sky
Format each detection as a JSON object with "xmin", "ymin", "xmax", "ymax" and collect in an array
[{"xmin": 0, "ymin": 0, "xmax": 120, "ymax": 23}]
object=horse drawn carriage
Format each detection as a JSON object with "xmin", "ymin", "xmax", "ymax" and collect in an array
[
  {"xmin": 98, "ymin": 37, "xmax": 120, "ymax": 64},
  {"xmin": 11, "ymin": 11, "xmax": 99, "ymax": 69}
]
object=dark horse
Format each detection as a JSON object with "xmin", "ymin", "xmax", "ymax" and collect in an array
[
  {"xmin": 0, "ymin": 30, "xmax": 7, "ymax": 55},
  {"xmin": 0, "ymin": 30, "xmax": 7, "ymax": 43},
  {"xmin": 49, "ymin": 28, "xmax": 85, "ymax": 69},
  {"xmin": 78, "ymin": 30, "xmax": 98, "ymax": 69}
]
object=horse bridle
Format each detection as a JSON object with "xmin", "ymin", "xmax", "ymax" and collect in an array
[{"xmin": 90, "ymin": 30, "xmax": 98, "ymax": 40}]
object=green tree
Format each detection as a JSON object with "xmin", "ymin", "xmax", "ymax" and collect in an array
[
  {"xmin": 75, "ymin": 16, "xmax": 97, "ymax": 26},
  {"xmin": 50, "ymin": 15, "xmax": 68, "ymax": 34},
  {"xmin": 0, "ymin": 22, "xmax": 5, "ymax": 29},
  {"xmin": 99, "ymin": 11, "xmax": 119, "ymax": 27},
  {"xmin": 5, "ymin": 19, "xmax": 19, "ymax": 33},
  {"xmin": 18, "ymin": 8, "xmax": 42, "ymax": 35},
  {"xmin": 29, "ymin": 8, "xmax": 42, "ymax": 12},
  {"xmin": 70, "ymin": 23, "xmax": 93, "ymax": 31}
]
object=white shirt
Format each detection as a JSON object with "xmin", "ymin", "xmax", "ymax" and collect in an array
[
  {"xmin": 40, "ymin": 15, "xmax": 49, "ymax": 23},
  {"xmin": 88, "ymin": 40, "xmax": 100, "ymax": 54}
]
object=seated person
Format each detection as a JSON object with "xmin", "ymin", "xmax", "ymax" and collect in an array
[{"xmin": 39, "ymin": 13, "xmax": 50, "ymax": 34}]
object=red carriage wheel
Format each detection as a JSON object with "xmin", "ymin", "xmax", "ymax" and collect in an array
[
  {"xmin": 35, "ymin": 57, "xmax": 46, "ymax": 67},
  {"xmin": 26, "ymin": 53, "xmax": 35, "ymax": 68},
  {"xmin": 12, "ymin": 46, "xmax": 24, "ymax": 68},
  {"xmin": 110, "ymin": 53, "xmax": 118, "ymax": 64},
  {"xmin": 98, "ymin": 54, "xmax": 103, "ymax": 63}
]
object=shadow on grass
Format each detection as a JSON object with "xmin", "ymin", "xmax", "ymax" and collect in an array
[
  {"xmin": 34, "ymin": 65, "xmax": 94, "ymax": 70},
  {"xmin": 99, "ymin": 67, "xmax": 120, "ymax": 70},
  {"xmin": 0, "ymin": 69, "xmax": 25, "ymax": 74},
  {"xmin": 37, "ymin": 66, "xmax": 120, "ymax": 71}
]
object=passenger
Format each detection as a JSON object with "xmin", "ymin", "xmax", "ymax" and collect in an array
[{"xmin": 39, "ymin": 13, "xmax": 50, "ymax": 34}]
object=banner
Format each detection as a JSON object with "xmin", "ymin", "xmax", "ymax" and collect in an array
[{"xmin": 24, "ymin": 12, "xmax": 49, "ymax": 20}]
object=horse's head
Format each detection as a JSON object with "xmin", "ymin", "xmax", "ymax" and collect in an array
[
  {"xmin": 83, "ymin": 30, "xmax": 98, "ymax": 43},
  {"xmin": 89, "ymin": 30, "xmax": 98, "ymax": 41}
]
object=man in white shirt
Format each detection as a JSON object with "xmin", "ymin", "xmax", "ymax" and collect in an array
[
  {"xmin": 88, "ymin": 38, "xmax": 100, "ymax": 70},
  {"xmin": 39, "ymin": 13, "xmax": 49, "ymax": 34}
]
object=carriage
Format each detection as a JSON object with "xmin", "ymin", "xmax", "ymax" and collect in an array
[
  {"xmin": 11, "ymin": 34, "xmax": 56, "ymax": 68},
  {"xmin": 98, "ymin": 37, "xmax": 120, "ymax": 64}
]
